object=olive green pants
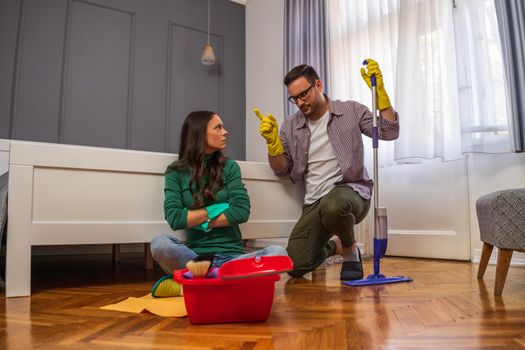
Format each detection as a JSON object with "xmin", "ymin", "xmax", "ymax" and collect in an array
[{"xmin": 286, "ymin": 185, "xmax": 370, "ymax": 277}]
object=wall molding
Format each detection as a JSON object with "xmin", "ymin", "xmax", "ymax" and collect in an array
[
  {"xmin": 59, "ymin": 0, "xmax": 136, "ymax": 146},
  {"xmin": 389, "ymin": 229, "xmax": 457, "ymax": 236}
]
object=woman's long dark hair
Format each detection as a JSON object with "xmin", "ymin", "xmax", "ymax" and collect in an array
[{"xmin": 166, "ymin": 111, "xmax": 225, "ymax": 208}]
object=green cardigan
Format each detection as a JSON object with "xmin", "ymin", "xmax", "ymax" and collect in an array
[{"xmin": 164, "ymin": 157, "xmax": 250, "ymax": 255}]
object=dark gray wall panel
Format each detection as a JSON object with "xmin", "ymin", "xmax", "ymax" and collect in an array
[
  {"xmin": 10, "ymin": 0, "xmax": 67, "ymax": 142},
  {"xmin": 127, "ymin": 4, "xmax": 168, "ymax": 153},
  {"xmin": 213, "ymin": 0, "xmax": 245, "ymax": 160},
  {"xmin": 2, "ymin": 0, "xmax": 245, "ymax": 159},
  {"xmin": 62, "ymin": 0, "xmax": 134, "ymax": 148},
  {"xmin": 168, "ymin": 24, "xmax": 221, "ymax": 153},
  {"xmin": 168, "ymin": 0, "xmax": 246, "ymax": 160},
  {"xmin": 0, "ymin": 0, "xmax": 21, "ymax": 139}
]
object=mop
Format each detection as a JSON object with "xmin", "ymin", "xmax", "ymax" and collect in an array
[{"xmin": 343, "ymin": 61, "xmax": 413, "ymax": 287}]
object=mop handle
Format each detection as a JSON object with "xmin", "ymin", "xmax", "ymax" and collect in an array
[
  {"xmin": 362, "ymin": 60, "xmax": 379, "ymax": 148},
  {"xmin": 363, "ymin": 60, "xmax": 379, "ymax": 208},
  {"xmin": 371, "ymin": 76, "xmax": 378, "ymax": 149}
]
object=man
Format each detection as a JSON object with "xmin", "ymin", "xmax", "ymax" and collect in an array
[{"xmin": 254, "ymin": 59, "xmax": 399, "ymax": 280}]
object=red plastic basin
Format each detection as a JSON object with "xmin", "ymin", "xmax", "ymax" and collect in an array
[{"xmin": 173, "ymin": 269, "xmax": 280, "ymax": 324}]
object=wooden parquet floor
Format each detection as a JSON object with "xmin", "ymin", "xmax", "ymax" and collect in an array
[{"xmin": 1, "ymin": 253, "xmax": 524, "ymax": 349}]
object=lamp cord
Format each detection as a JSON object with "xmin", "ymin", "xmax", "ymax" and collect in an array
[{"xmin": 207, "ymin": 0, "xmax": 210, "ymax": 45}]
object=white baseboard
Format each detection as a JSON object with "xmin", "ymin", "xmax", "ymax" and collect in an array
[
  {"xmin": 247, "ymin": 244, "xmax": 525, "ymax": 266},
  {"xmin": 247, "ymin": 238, "xmax": 366, "ymax": 253},
  {"xmin": 473, "ymin": 248, "xmax": 525, "ymax": 267}
]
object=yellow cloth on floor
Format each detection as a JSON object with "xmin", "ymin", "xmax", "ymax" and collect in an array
[{"xmin": 100, "ymin": 293, "xmax": 187, "ymax": 317}]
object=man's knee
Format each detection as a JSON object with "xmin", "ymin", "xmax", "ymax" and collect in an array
[
  {"xmin": 287, "ymin": 269, "xmax": 306, "ymax": 278},
  {"xmin": 286, "ymin": 245, "xmax": 313, "ymax": 278},
  {"xmin": 319, "ymin": 198, "xmax": 349, "ymax": 224},
  {"xmin": 287, "ymin": 260, "xmax": 315, "ymax": 278}
]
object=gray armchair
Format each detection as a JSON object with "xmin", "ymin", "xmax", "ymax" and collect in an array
[{"xmin": 476, "ymin": 188, "xmax": 525, "ymax": 296}]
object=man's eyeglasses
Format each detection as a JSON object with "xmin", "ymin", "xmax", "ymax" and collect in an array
[{"xmin": 287, "ymin": 82, "xmax": 316, "ymax": 104}]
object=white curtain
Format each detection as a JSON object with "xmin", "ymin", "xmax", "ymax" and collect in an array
[
  {"xmin": 327, "ymin": 1, "xmax": 399, "ymax": 167},
  {"xmin": 454, "ymin": 0, "xmax": 512, "ymax": 153},
  {"xmin": 327, "ymin": 0, "xmax": 511, "ymax": 167}
]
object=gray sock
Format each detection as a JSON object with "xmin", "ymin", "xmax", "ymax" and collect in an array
[
  {"xmin": 342, "ymin": 246, "xmax": 360, "ymax": 262},
  {"xmin": 328, "ymin": 240, "xmax": 337, "ymax": 256}
]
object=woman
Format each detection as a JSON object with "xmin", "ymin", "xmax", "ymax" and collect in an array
[{"xmin": 150, "ymin": 111, "xmax": 287, "ymax": 296}]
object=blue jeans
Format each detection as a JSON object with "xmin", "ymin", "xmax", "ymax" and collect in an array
[{"xmin": 150, "ymin": 233, "xmax": 288, "ymax": 274}]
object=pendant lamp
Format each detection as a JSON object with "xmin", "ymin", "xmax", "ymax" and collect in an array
[{"xmin": 201, "ymin": 0, "xmax": 215, "ymax": 65}]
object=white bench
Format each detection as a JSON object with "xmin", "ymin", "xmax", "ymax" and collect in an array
[{"xmin": 5, "ymin": 141, "xmax": 304, "ymax": 297}]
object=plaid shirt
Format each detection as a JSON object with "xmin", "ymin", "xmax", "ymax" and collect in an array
[{"xmin": 274, "ymin": 96, "xmax": 399, "ymax": 200}]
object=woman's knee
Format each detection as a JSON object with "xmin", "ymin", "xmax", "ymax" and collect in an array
[
  {"xmin": 264, "ymin": 245, "xmax": 288, "ymax": 256},
  {"xmin": 150, "ymin": 233, "xmax": 179, "ymax": 258}
]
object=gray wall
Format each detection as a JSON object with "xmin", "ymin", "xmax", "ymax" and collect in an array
[{"xmin": 0, "ymin": 0, "xmax": 246, "ymax": 159}]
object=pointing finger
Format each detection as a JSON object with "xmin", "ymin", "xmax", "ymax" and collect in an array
[{"xmin": 253, "ymin": 108, "xmax": 265, "ymax": 121}]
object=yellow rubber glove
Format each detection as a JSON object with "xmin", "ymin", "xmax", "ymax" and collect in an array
[
  {"xmin": 253, "ymin": 108, "xmax": 284, "ymax": 157},
  {"xmin": 360, "ymin": 58, "xmax": 391, "ymax": 110}
]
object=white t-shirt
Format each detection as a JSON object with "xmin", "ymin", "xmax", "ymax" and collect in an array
[{"xmin": 304, "ymin": 110, "xmax": 343, "ymax": 204}]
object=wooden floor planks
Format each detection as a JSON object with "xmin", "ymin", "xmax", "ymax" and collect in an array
[{"xmin": 0, "ymin": 253, "xmax": 524, "ymax": 349}]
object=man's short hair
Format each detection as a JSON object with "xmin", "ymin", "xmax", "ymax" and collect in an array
[{"xmin": 283, "ymin": 64, "xmax": 320, "ymax": 86}]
